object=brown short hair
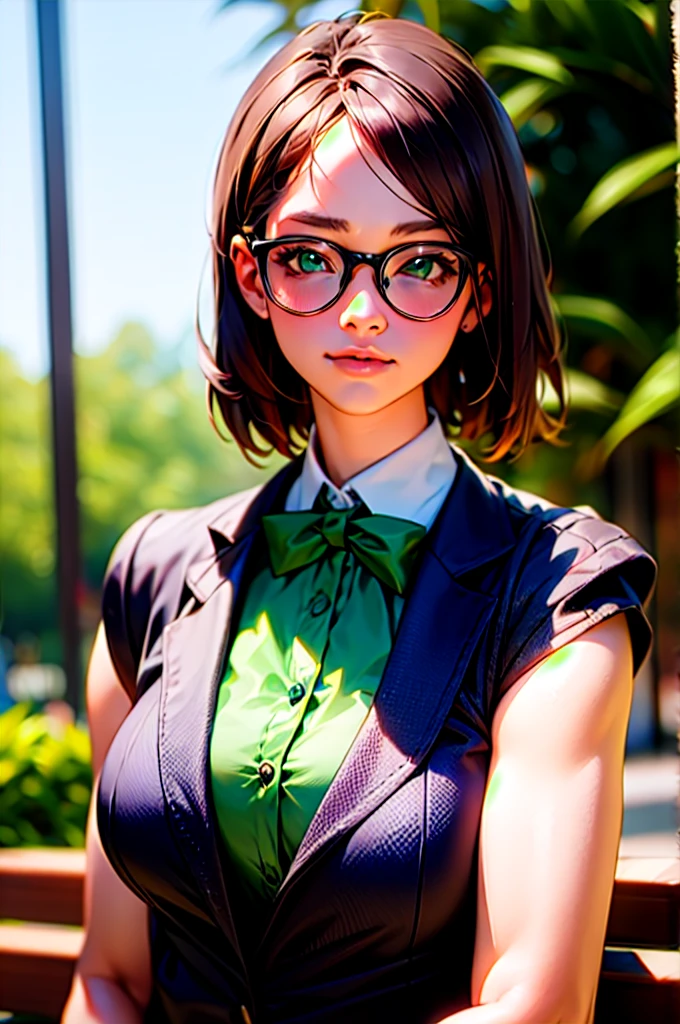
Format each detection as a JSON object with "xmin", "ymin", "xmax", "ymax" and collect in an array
[{"xmin": 198, "ymin": 12, "xmax": 565, "ymax": 462}]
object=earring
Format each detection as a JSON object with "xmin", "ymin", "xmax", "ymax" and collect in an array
[{"xmin": 458, "ymin": 368, "xmax": 466, "ymax": 385}]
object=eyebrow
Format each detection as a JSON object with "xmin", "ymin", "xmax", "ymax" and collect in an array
[{"xmin": 285, "ymin": 212, "xmax": 443, "ymax": 237}]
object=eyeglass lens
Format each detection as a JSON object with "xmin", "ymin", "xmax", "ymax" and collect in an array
[{"xmin": 265, "ymin": 240, "xmax": 464, "ymax": 318}]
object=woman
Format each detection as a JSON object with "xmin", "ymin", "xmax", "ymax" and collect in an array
[{"xmin": 64, "ymin": 13, "xmax": 656, "ymax": 1024}]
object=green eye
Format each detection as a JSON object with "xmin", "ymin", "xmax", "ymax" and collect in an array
[
  {"xmin": 299, "ymin": 251, "xmax": 328, "ymax": 273},
  {"xmin": 402, "ymin": 257, "xmax": 436, "ymax": 280}
]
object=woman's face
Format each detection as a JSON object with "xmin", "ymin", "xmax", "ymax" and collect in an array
[{"xmin": 231, "ymin": 117, "xmax": 486, "ymax": 418}]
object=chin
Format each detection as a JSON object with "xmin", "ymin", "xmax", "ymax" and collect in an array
[{"xmin": 311, "ymin": 381, "xmax": 399, "ymax": 417}]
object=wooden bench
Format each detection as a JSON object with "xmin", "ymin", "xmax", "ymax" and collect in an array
[
  {"xmin": 0, "ymin": 849, "xmax": 678, "ymax": 1021},
  {"xmin": 0, "ymin": 849, "xmax": 85, "ymax": 1021}
]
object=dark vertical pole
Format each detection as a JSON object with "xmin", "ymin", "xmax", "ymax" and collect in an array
[{"xmin": 34, "ymin": 0, "xmax": 81, "ymax": 713}]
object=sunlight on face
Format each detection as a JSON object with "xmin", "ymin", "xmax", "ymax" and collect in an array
[
  {"xmin": 314, "ymin": 117, "xmax": 349, "ymax": 164},
  {"xmin": 264, "ymin": 116, "xmax": 473, "ymax": 418}
]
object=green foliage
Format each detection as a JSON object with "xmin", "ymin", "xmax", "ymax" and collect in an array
[
  {"xmin": 0, "ymin": 703, "xmax": 92, "ymax": 848},
  {"xmin": 497, "ymin": 78, "xmax": 565, "ymax": 127},
  {"xmin": 553, "ymin": 295, "xmax": 653, "ymax": 365},
  {"xmin": 413, "ymin": 0, "xmax": 439, "ymax": 33},
  {"xmin": 475, "ymin": 44, "xmax": 575, "ymax": 84},
  {"xmin": 439, "ymin": 0, "xmax": 677, "ymax": 463},
  {"xmin": 73, "ymin": 323, "xmax": 283, "ymax": 591},
  {"xmin": 593, "ymin": 336, "xmax": 680, "ymax": 468},
  {"xmin": 0, "ymin": 350, "xmax": 58, "ymax": 642},
  {"xmin": 569, "ymin": 142, "xmax": 679, "ymax": 237},
  {"xmin": 542, "ymin": 368, "xmax": 624, "ymax": 418},
  {"xmin": 0, "ymin": 325, "xmax": 284, "ymax": 645}
]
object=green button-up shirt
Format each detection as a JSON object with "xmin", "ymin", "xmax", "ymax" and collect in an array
[{"xmin": 210, "ymin": 541, "xmax": 405, "ymax": 904}]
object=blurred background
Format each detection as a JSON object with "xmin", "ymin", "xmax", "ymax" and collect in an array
[{"xmin": 0, "ymin": 0, "xmax": 677, "ymax": 854}]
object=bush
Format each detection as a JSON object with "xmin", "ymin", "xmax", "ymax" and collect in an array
[{"xmin": 0, "ymin": 703, "xmax": 92, "ymax": 847}]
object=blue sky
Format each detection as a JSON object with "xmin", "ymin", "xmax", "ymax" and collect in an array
[{"xmin": 0, "ymin": 0, "xmax": 347, "ymax": 379}]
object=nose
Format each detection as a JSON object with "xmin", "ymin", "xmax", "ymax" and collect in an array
[{"xmin": 338, "ymin": 270, "xmax": 388, "ymax": 337}]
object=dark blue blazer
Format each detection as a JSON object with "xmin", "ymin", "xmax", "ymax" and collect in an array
[{"xmin": 97, "ymin": 447, "xmax": 655, "ymax": 1024}]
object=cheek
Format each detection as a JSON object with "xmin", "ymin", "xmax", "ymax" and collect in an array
[
  {"xmin": 269, "ymin": 309, "xmax": 334, "ymax": 377},
  {"xmin": 403, "ymin": 316, "xmax": 459, "ymax": 376}
]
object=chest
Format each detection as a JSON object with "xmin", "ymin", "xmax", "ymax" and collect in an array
[
  {"xmin": 97, "ymin": 542, "xmax": 501, "ymax": 1011},
  {"xmin": 98, "ymin": 653, "xmax": 491, "ymax": 963}
]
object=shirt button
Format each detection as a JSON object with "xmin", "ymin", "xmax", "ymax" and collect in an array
[
  {"xmin": 258, "ymin": 760, "xmax": 276, "ymax": 787},
  {"xmin": 288, "ymin": 682, "xmax": 305, "ymax": 706},
  {"xmin": 310, "ymin": 592, "xmax": 331, "ymax": 617}
]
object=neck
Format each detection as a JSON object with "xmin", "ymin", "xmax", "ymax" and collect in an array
[{"xmin": 310, "ymin": 386, "xmax": 429, "ymax": 487}]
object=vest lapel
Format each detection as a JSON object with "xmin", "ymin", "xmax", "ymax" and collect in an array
[
  {"xmin": 260, "ymin": 447, "xmax": 516, "ymax": 941},
  {"xmin": 160, "ymin": 549, "xmax": 247, "ymax": 956},
  {"xmin": 157, "ymin": 460, "xmax": 300, "ymax": 961}
]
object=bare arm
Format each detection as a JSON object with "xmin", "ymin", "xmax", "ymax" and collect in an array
[
  {"xmin": 435, "ymin": 614, "xmax": 633, "ymax": 1024},
  {"xmin": 61, "ymin": 623, "xmax": 153, "ymax": 1023}
]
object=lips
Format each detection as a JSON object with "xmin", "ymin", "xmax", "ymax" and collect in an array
[
  {"xmin": 325, "ymin": 347, "xmax": 395, "ymax": 377},
  {"xmin": 326, "ymin": 346, "xmax": 394, "ymax": 363}
]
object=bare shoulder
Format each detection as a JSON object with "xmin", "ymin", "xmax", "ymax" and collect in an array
[
  {"xmin": 87, "ymin": 623, "xmax": 133, "ymax": 775},
  {"xmin": 491, "ymin": 614, "xmax": 634, "ymax": 762}
]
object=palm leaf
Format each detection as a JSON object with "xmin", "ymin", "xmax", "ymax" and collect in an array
[
  {"xmin": 543, "ymin": 0, "xmax": 597, "ymax": 37},
  {"xmin": 474, "ymin": 45, "xmax": 574, "ymax": 86},
  {"xmin": 540, "ymin": 368, "xmax": 624, "ymax": 416},
  {"xmin": 554, "ymin": 295, "xmax": 653, "ymax": 363},
  {"xmin": 624, "ymin": 0, "xmax": 657, "ymax": 34},
  {"xmin": 413, "ymin": 0, "xmax": 439, "ymax": 33},
  {"xmin": 499, "ymin": 78, "xmax": 565, "ymax": 128},
  {"xmin": 594, "ymin": 341, "xmax": 680, "ymax": 463},
  {"xmin": 569, "ymin": 141, "xmax": 679, "ymax": 237},
  {"xmin": 364, "ymin": 0, "xmax": 407, "ymax": 15},
  {"xmin": 549, "ymin": 46, "xmax": 653, "ymax": 94}
]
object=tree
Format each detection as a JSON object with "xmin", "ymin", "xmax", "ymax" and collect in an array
[{"xmin": 0, "ymin": 325, "xmax": 284, "ymax": 658}]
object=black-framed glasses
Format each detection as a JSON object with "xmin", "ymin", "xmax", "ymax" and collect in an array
[{"xmin": 245, "ymin": 233, "xmax": 475, "ymax": 321}]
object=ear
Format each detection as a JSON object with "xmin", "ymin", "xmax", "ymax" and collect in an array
[
  {"xmin": 459, "ymin": 262, "xmax": 493, "ymax": 333},
  {"xmin": 229, "ymin": 234, "xmax": 270, "ymax": 320}
]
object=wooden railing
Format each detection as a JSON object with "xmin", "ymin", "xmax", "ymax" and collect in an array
[{"xmin": 0, "ymin": 849, "xmax": 678, "ymax": 1021}]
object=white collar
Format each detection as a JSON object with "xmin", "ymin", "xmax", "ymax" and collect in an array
[{"xmin": 285, "ymin": 413, "xmax": 457, "ymax": 531}]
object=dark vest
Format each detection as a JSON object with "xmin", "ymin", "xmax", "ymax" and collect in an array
[{"xmin": 97, "ymin": 448, "xmax": 655, "ymax": 1024}]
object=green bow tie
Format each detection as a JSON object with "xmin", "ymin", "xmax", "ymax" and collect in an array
[{"xmin": 262, "ymin": 485, "xmax": 427, "ymax": 595}]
